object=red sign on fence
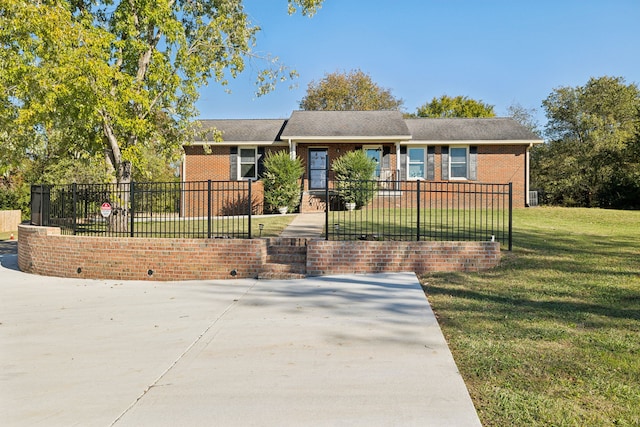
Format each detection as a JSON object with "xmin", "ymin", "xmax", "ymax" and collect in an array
[{"xmin": 100, "ymin": 202, "xmax": 112, "ymax": 218}]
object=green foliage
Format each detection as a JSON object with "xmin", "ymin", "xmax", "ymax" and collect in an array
[
  {"xmin": 534, "ymin": 76, "xmax": 640, "ymax": 208},
  {"xmin": 0, "ymin": 183, "xmax": 29, "ymax": 218},
  {"xmin": 262, "ymin": 151, "xmax": 304, "ymax": 212},
  {"xmin": 331, "ymin": 150, "xmax": 377, "ymax": 208},
  {"xmin": 0, "ymin": 0, "xmax": 323, "ymax": 186},
  {"xmin": 507, "ymin": 103, "xmax": 541, "ymax": 137},
  {"xmin": 299, "ymin": 69, "xmax": 404, "ymax": 111},
  {"xmin": 415, "ymin": 95, "xmax": 495, "ymax": 118}
]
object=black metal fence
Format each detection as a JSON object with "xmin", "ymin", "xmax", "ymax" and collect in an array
[
  {"xmin": 325, "ymin": 180, "xmax": 512, "ymax": 250},
  {"xmin": 30, "ymin": 179, "xmax": 512, "ymax": 248},
  {"xmin": 31, "ymin": 181, "xmax": 257, "ymax": 238}
]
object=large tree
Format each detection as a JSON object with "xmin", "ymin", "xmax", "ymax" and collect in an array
[
  {"xmin": 506, "ymin": 102, "xmax": 541, "ymax": 137},
  {"xmin": 415, "ymin": 95, "xmax": 495, "ymax": 118},
  {"xmin": 299, "ymin": 69, "xmax": 403, "ymax": 111},
  {"xmin": 534, "ymin": 76, "xmax": 640, "ymax": 208},
  {"xmin": 0, "ymin": 0, "xmax": 323, "ymax": 188}
]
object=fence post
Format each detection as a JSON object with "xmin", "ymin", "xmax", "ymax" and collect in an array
[
  {"xmin": 130, "ymin": 181, "xmax": 135, "ymax": 237},
  {"xmin": 207, "ymin": 180, "xmax": 212, "ymax": 239},
  {"xmin": 416, "ymin": 180, "xmax": 421, "ymax": 241},
  {"xmin": 247, "ymin": 180, "xmax": 252, "ymax": 239},
  {"xmin": 72, "ymin": 183, "xmax": 77, "ymax": 235},
  {"xmin": 508, "ymin": 182, "xmax": 513, "ymax": 251},
  {"xmin": 325, "ymin": 176, "xmax": 330, "ymax": 240}
]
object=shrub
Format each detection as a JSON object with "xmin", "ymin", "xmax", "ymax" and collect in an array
[
  {"xmin": 262, "ymin": 151, "xmax": 304, "ymax": 213},
  {"xmin": 331, "ymin": 150, "xmax": 377, "ymax": 208}
]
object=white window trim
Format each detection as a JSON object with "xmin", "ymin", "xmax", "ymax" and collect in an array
[
  {"xmin": 238, "ymin": 146, "xmax": 258, "ymax": 180},
  {"xmin": 407, "ymin": 146, "xmax": 427, "ymax": 180},
  {"xmin": 449, "ymin": 145, "xmax": 469, "ymax": 180}
]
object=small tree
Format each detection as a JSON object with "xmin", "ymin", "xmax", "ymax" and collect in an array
[
  {"xmin": 262, "ymin": 151, "xmax": 304, "ymax": 213},
  {"xmin": 331, "ymin": 151, "xmax": 377, "ymax": 209}
]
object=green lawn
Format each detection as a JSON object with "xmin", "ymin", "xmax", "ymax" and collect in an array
[
  {"xmin": 66, "ymin": 214, "xmax": 296, "ymax": 238},
  {"xmin": 0, "ymin": 231, "xmax": 16, "ymax": 241},
  {"xmin": 420, "ymin": 207, "xmax": 640, "ymax": 426},
  {"xmin": 329, "ymin": 207, "xmax": 509, "ymax": 244}
]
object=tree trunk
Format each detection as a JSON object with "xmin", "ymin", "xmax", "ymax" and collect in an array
[{"xmin": 102, "ymin": 111, "xmax": 131, "ymax": 234}]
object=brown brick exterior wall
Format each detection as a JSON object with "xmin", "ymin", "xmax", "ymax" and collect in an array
[
  {"xmin": 183, "ymin": 143, "xmax": 528, "ymax": 209},
  {"xmin": 307, "ymin": 240, "xmax": 500, "ymax": 276},
  {"xmin": 183, "ymin": 145, "xmax": 232, "ymax": 181},
  {"xmin": 18, "ymin": 225, "xmax": 501, "ymax": 281}
]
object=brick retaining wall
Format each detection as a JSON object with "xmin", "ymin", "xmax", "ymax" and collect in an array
[
  {"xmin": 18, "ymin": 225, "xmax": 500, "ymax": 281},
  {"xmin": 18, "ymin": 225, "xmax": 266, "ymax": 281},
  {"xmin": 306, "ymin": 240, "xmax": 500, "ymax": 276}
]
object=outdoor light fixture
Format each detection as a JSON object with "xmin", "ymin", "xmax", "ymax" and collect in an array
[{"xmin": 259, "ymin": 223, "xmax": 264, "ymax": 237}]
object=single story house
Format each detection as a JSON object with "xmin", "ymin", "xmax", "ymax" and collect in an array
[{"xmin": 182, "ymin": 110, "xmax": 543, "ymax": 211}]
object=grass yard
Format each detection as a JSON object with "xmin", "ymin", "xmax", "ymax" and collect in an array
[
  {"xmin": 420, "ymin": 207, "xmax": 640, "ymax": 426},
  {"xmin": 68, "ymin": 214, "xmax": 295, "ymax": 238},
  {"xmin": 0, "ymin": 231, "xmax": 16, "ymax": 241},
  {"xmin": 328, "ymin": 207, "xmax": 509, "ymax": 244}
]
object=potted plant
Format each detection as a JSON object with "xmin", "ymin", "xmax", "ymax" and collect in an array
[
  {"xmin": 331, "ymin": 150, "xmax": 378, "ymax": 209},
  {"xmin": 262, "ymin": 151, "xmax": 304, "ymax": 214}
]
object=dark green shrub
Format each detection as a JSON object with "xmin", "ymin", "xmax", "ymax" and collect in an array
[
  {"xmin": 331, "ymin": 150, "xmax": 377, "ymax": 208},
  {"xmin": 262, "ymin": 151, "xmax": 304, "ymax": 212}
]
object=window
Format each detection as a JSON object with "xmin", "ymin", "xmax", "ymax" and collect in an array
[
  {"xmin": 408, "ymin": 148, "xmax": 425, "ymax": 179},
  {"xmin": 239, "ymin": 147, "xmax": 257, "ymax": 180},
  {"xmin": 450, "ymin": 147, "xmax": 468, "ymax": 179}
]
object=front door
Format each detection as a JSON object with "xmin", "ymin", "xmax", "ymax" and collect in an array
[
  {"xmin": 365, "ymin": 147, "xmax": 382, "ymax": 178},
  {"xmin": 308, "ymin": 148, "xmax": 328, "ymax": 190}
]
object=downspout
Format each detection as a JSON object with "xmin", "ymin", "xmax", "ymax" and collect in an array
[{"xmin": 525, "ymin": 143, "xmax": 532, "ymax": 207}]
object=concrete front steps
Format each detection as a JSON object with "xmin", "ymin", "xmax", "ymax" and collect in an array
[
  {"xmin": 300, "ymin": 192, "xmax": 326, "ymax": 213},
  {"xmin": 258, "ymin": 238, "xmax": 308, "ymax": 280}
]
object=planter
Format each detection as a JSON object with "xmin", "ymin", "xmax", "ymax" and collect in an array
[
  {"xmin": 278, "ymin": 206, "xmax": 289, "ymax": 215},
  {"xmin": 345, "ymin": 202, "xmax": 356, "ymax": 211}
]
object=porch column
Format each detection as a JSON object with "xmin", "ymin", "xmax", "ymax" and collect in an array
[
  {"xmin": 395, "ymin": 142, "xmax": 401, "ymax": 177},
  {"xmin": 288, "ymin": 139, "xmax": 296, "ymax": 160}
]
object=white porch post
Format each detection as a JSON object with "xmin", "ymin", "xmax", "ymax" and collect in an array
[
  {"xmin": 395, "ymin": 142, "xmax": 401, "ymax": 178},
  {"xmin": 289, "ymin": 139, "xmax": 296, "ymax": 160}
]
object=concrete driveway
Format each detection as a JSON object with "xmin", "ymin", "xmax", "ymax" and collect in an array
[{"xmin": 0, "ymin": 245, "xmax": 480, "ymax": 426}]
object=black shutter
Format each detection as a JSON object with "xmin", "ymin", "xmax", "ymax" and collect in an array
[
  {"xmin": 427, "ymin": 146, "xmax": 435, "ymax": 181},
  {"xmin": 469, "ymin": 146, "xmax": 478, "ymax": 180},
  {"xmin": 399, "ymin": 146, "xmax": 407, "ymax": 180},
  {"xmin": 441, "ymin": 146, "xmax": 449, "ymax": 180},
  {"xmin": 257, "ymin": 147, "xmax": 265, "ymax": 178},
  {"xmin": 382, "ymin": 146, "xmax": 391, "ymax": 169},
  {"xmin": 229, "ymin": 146, "xmax": 237, "ymax": 180}
]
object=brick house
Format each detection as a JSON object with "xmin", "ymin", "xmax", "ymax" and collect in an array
[{"xmin": 182, "ymin": 110, "xmax": 543, "ymax": 211}]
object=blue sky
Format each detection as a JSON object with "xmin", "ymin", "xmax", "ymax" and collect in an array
[{"xmin": 195, "ymin": 0, "xmax": 640, "ymax": 128}]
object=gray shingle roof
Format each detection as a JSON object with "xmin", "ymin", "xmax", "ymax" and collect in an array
[
  {"xmin": 280, "ymin": 110, "xmax": 410, "ymax": 139},
  {"xmin": 405, "ymin": 118, "xmax": 540, "ymax": 141},
  {"xmin": 197, "ymin": 119, "xmax": 286, "ymax": 142},
  {"xmin": 195, "ymin": 115, "xmax": 541, "ymax": 144}
]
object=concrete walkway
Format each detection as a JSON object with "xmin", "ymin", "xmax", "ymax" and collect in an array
[
  {"xmin": 279, "ymin": 212, "xmax": 325, "ymax": 238},
  {"xmin": 0, "ymin": 245, "xmax": 481, "ymax": 426}
]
